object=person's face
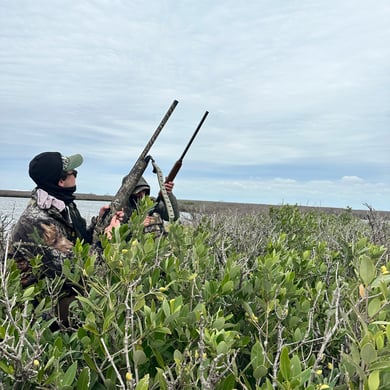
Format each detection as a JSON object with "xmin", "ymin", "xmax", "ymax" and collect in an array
[
  {"xmin": 58, "ymin": 170, "xmax": 78, "ymax": 188},
  {"xmin": 134, "ymin": 190, "xmax": 147, "ymax": 199}
]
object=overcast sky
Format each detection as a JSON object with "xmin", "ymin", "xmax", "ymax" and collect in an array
[{"xmin": 1, "ymin": 0, "xmax": 389, "ymax": 211}]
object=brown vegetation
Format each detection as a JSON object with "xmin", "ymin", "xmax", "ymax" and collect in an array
[{"xmin": 1, "ymin": 189, "xmax": 389, "ymax": 220}]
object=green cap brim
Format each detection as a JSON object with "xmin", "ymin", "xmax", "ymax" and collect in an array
[{"xmin": 62, "ymin": 154, "xmax": 83, "ymax": 171}]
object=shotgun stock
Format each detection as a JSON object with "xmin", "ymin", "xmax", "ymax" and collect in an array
[{"xmin": 93, "ymin": 99, "xmax": 178, "ymax": 241}]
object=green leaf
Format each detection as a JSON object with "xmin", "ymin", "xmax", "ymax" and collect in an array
[
  {"xmin": 280, "ymin": 346, "xmax": 291, "ymax": 380},
  {"xmin": 251, "ymin": 341, "xmax": 265, "ymax": 368},
  {"xmin": 215, "ymin": 373, "xmax": 236, "ymax": 390},
  {"xmin": 293, "ymin": 328, "xmax": 302, "ymax": 342},
  {"xmin": 84, "ymin": 255, "xmax": 96, "ymax": 276},
  {"xmin": 216, "ymin": 341, "xmax": 228, "ymax": 355},
  {"xmin": 135, "ymin": 374, "xmax": 150, "ymax": 390},
  {"xmin": 77, "ymin": 296, "xmax": 100, "ymax": 311},
  {"xmin": 77, "ymin": 367, "xmax": 91, "ymax": 390},
  {"xmin": 359, "ymin": 255, "xmax": 376, "ymax": 285},
  {"xmin": 213, "ymin": 317, "xmax": 225, "ymax": 330},
  {"xmin": 151, "ymin": 346, "xmax": 166, "ymax": 368},
  {"xmin": 103, "ymin": 311, "xmax": 116, "ymax": 332},
  {"xmin": 297, "ymin": 368, "xmax": 312, "ymax": 383},
  {"xmin": 368, "ymin": 370, "xmax": 380, "ymax": 390},
  {"xmin": 61, "ymin": 361, "xmax": 77, "ymax": 387},
  {"xmin": 62, "ymin": 259, "xmax": 73, "ymax": 279},
  {"xmin": 162, "ymin": 299, "xmax": 170, "ymax": 317},
  {"xmin": 290, "ymin": 354, "xmax": 302, "ymax": 377},
  {"xmin": 154, "ymin": 327, "xmax": 171, "ymax": 335},
  {"xmin": 0, "ymin": 360, "xmax": 14, "ymax": 375},
  {"xmin": 84, "ymin": 323, "xmax": 99, "ymax": 335},
  {"xmin": 144, "ymin": 237, "xmax": 155, "ymax": 254},
  {"xmin": 222, "ymin": 280, "xmax": 234, "ymax": 294},
  {"xmin": 243, "ymin": 301, "xmax": 255, "ymax": 319},
  {"xmin": 54, "ymin": 336, "xmax": 63, "ymax": 350},
  {"xmin": 371, "ymin": 274, "xmax": 390, "ymax": 288},
  {"xmin": 361, "ymin": 343, "xmax": 377, "ymax": 365},
  {"xmin": 155, "ymin": 368, "xmax": 168, "ymax": 390},
  {"xmin": 22, "ymin": 285, "xmax": 35, "ymax": 299},
  {"xmin": 350, "ymin": 343, "xmax": 361, "ymax": 364},
  {"xmin": 134, "ymin": 296, "xmax": 145, "ymax": 312},
  {"xmin": 369, "ymin": 360, "xmax": 390, "ymax": 370},
  {"xmin": 133, "ymin": 349, "xmax": 147, "ymax": 366},
  {"xmin": 44, "ymin": 356, "xmax": 56, "ymax": 371},
  {"xmin": 368, "ymin": 298, "xmax": 382, "ymax": 318},
  {"xmin": 173, "ymin": 350, "xmax": 183, "ymax": 365},
  {"xmin": 83, "ymin": 353, "xmax": 97, "ymax": 371},
  {"xmin": 253, "ymin": 365, "xmax": 268, "ymax": 380},
  {"xmin": 375, "ymin": 331, "xmax": 384, "ymax": 349}
]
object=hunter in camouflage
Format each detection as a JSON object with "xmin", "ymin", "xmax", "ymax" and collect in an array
[
  {"xmin": 126, "ymin": 176, "xmax": 180, "ymax": 235},
  {"xmin": 8, "ymin": 151, "xmax": 122, "ymax": 328}
]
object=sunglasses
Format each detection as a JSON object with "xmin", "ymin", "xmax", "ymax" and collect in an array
[{"xmin": 61, "ymin": 170, "xmax": 78, "ymax": 180}]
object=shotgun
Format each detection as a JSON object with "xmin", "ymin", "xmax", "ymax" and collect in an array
[
  {"xmin": 152, "ymin": 110, "xmax": 209, "ymax": 206},
  {"xmin": 93, "ymin": 99, "xmax": 178, "ymax": 241}
]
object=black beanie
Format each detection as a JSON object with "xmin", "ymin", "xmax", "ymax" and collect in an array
[
  {"xmin": 29, "ymin": 152, "xmax": 63, "ymax": 186},
  {"xmin": 28, "ymin": 151, "xmax": 83, "ymax": 204}
]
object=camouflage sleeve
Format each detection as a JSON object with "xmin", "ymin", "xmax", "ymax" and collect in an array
[{"xmin": 10, "ymin": 214, "xmax": 75, "ymax": 282}]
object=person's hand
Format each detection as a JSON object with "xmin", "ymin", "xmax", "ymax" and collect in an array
[
  {"xmin": 99, "ymin": 204, "xmax": 110, "ymax": 218},
  {"xmin": 110, "ymin": 209, "xmax": 124, "ymax": 226},
  {"xmin": 164, "ymin": 181, "xmax": 174, "ymax": 194},
  {"xmin": 143, "ymin": 216, "xmax": 153, "ymax": 227},
  {"xmin": 104, "ymin": 209, "xmax": 124, "ymax": 239}
]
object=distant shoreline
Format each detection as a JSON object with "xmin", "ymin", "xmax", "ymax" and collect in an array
[
  {"xmin": 1, "ymin": 189, "xmax": 389, "ymax": 220},
  {"xmin": 0, "ymin": 189, "xmax": 113, "ymax": 201}
]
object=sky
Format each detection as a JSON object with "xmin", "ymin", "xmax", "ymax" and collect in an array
[{"xmin": 1, "ymin": 0, "xmax": 389, "ymax": 211}]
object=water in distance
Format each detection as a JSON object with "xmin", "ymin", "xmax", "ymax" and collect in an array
[{"xmin": 1, "ymin": 196, "xmax": 109, "ymax": 232}]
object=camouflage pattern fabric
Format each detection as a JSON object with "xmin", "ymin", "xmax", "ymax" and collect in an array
[
  {"xmin": 8, "ymin": 189, "xmax": 95, "ymax": 287},
  {"xmin": 143, "ymin": 212, "xmax": 166, "ymax": 236}
]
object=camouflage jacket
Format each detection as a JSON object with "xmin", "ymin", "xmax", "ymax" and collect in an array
[
  {"xmin": 132, "ymin": 194, "xmax": 180, "ymax": 236},
  {"xmin": 8, "ymin": 189, "xmax": 95, "ymax": 287},
  {"xmin": 129, "ymin": 176, "xmax": 180, "ymax": 222}
]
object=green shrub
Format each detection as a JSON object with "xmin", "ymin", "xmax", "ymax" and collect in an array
[{"xmin": 1, "ymin": 205, "xmax": 389, "ymax": 389}]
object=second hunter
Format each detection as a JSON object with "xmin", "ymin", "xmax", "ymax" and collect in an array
[{"xmin": 126, "ymin": 176, "xmax": 180, "ymax": 235}]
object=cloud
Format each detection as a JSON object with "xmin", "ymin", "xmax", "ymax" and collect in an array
[
  {"xmin": 340, "ymin": 176, "xmax": 364, "ymax": 183},
  {"xmin": 0, "ymin": 0, "xmax": 389, "ymax": 211},
  {"xmin": 174, "ymin": 175, "xmax": 389, "ymax": 211}
]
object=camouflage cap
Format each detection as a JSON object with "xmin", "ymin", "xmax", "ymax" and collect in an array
[{"xmin": 61, "ymin": 154, "xmax": 83, "ymax": 171}]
